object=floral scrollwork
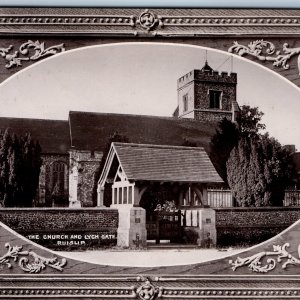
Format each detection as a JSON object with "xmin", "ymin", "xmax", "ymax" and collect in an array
[
  {"xmin": 0, "ymin": 243, "xmax": 67, "ymax": 273},
  {"xmin": 229, "ymin": 243, "xmax": 300, "ymax": 273},
  {"xmin": 228, "ymin": 40, "xmax": 300, "ymax": 74},
  {"xmin": 132, "ymin": 276, "xmax": 163, "ymax": 300},
  {"xmin": 0, "ymin": 40, "xmax": 65, "ymax": 69}
]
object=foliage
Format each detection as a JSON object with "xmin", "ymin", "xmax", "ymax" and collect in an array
[
  {"xmin": 210, "ymin": 105, "xmax": 266, "ymax": 183},
  {"xmin": 210, "ymin": 105, "xmax": 267, "ymax": 180},
  {"xmin": 209, "ymin": 118, "xmax": 240, "ymax": 183},
  {"xmin": 139, "ymin": 184, "xmax": 177, "ymax": 212},
  {"xmin": 92, "ymin": 132, "xmax": 129, "ymax": 206},
  {"xmin": 154, "ymin": 200, "xmax": 177, "ymax": 212},
  {"xmin": 210, "ymin": 105, "xmax": 294, "ymax": 207},
  {"xmin": 238, "ymin": 105, "xmax": 266, "ymax": 136},
  {"xmin": 226, "ymin": 134, "xmax": 294, "ymax": 207},
  {"xmin": 0, "ymin": 129, "xmax": 42, "ymax": 207}
]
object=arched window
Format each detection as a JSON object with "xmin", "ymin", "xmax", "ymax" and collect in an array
[{"xmin": 51, "ymin": 161, "xmax": 66, "ymax": 195}]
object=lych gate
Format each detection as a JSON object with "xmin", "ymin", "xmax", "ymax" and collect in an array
[{"xmin": 97, "ymin": 142, "xmax": 223, "ymax": 247}]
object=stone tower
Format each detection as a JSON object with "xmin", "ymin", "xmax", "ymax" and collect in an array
[{"xmin": 176, "ymin": 62, "xmax": 239, "ymax": 122}]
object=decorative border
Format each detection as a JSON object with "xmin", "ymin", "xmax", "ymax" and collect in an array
[
  {"xmin": 230, "ymin": 243, "xmax": 300, "ymax": 273},
  {"xmin": 1, "ymin": 275, "xmax": 300, "ymax": 299},
  {"xmin": 228, "ymin": 40, "xmax": 300, "ymax": 73},
  {"xmin": 3, "ymin": 13, "xmax": 300, "ymax": 27},
  {"xmin": 0, "ymin": 40, "xmax": 65, "ymax": 68},
  {"xmin": 0, "ymin": 243, "xmax": 66, "ymax": 273},
  {"xmin": 1, "ymin": 8, "xmax": 300, "ymax": 35},
  {"xmin": 1, "ymin": 7, "xmax": 300, "ymax": 300}
]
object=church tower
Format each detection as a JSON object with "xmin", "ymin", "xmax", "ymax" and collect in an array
[{"xmin": 175, "ymin": 61, "xmax": 239, "ymax": 122}]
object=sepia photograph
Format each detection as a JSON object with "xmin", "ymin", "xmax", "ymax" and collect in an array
[{"xmin": 0, "ymin": 6, "xmax": 300, "ymax": 299}]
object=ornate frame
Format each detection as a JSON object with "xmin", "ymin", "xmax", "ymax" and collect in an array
[{"xmin": 1, "ymin": 7, "xmax": 300, "ymax": 299}]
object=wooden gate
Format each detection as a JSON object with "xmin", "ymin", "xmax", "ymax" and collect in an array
[{"xmin": 146, "ymin": 210, "xmax": 182, "ymax": 243}]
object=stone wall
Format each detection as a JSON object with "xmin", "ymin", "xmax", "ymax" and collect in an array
[
  {"xmin": 194, "ymin": 80, "xmax": 236, "ymax": 112},
  {"xmin": 0, "ymin": 208, "xmax": 118, "ymax": 249},
  {"xmin": 215, "ymin": 207, "xmax": 300, "ymax": 247},
  {"xmin": 69, "ymin": 150, "xmax": 103, "ymax": 207},
  {"xmin": 194, "ymin": 110, "xmax": 232, "ymax": 122},
  {"xmin": 78, "ymin": 161, "xmax": 102, "ymax": 207},
  {"xmin": 177, "ymin": 80, "xmax": 195, "ymax": 118}
]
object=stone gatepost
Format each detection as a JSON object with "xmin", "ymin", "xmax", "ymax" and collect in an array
[
  {"xmin": 116, "ymin": 206, "xmax": 147, "ymax": 248},
  {"xmin": 197, "ymin": 208, "xmax": 216, "ymax": 247}
]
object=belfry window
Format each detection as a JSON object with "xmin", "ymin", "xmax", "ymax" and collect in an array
[
  {"xmin": 183, "ymin": 94, "xmax": 188, "ymax": 112},
  {"xmin": 209, "ymin": 90, "xmax": 222, "ymax": 109}
]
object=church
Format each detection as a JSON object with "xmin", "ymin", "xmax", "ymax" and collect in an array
[{"xmin": 0, "ymin": 62, "xmax": 240, "ymax": 208}]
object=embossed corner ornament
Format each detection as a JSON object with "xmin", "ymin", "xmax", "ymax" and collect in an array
[
  {"xmin": 0, "ymin": 40, "xmax": 65, "ymax": 69},
  {"xmin": 137, "ymin": 9, "xmax": 163, "ymax": 31},
  {"xmin": 0, "ymin": 243, "xmax": 66, "ymax": 273},
  {"xmin": 229, "ymin": 40, "xmax": 300, "ymax": 75},
  {"xmin": 229, "ymin": 243, "xmax": 300, "ymax": 273},
  {"xmin": 133, "ymin": 276, "xmax": 163, "ymax": 300}
]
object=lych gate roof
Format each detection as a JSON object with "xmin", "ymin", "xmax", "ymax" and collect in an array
[
  {"xmin": 69, "ymin": 111, "xmax": 218, "ymax": 153},
  {"xmin": 113, "ymin": 142, "xmax": 223, "ymax": 183}
]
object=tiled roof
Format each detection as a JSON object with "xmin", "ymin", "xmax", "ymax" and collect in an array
[
  {"xmin": 113, "ymin": 142, "xmax": 223, "ymax": 183},
  {"xmin": 0, "ymin": 117, "xmax": 70, "ymax": 154},
  {"xmin": 69, "ymin": 111, "xmax": 217, "ymax": 153}
]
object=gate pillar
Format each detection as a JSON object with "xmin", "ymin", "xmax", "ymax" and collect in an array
[
  {"xmin": 196, "ymin": 208, "xmax": 216, "ymax": 247},
  {"xmin": 116, "ymin": 206, "xmax": 147, "ymax": 248}
]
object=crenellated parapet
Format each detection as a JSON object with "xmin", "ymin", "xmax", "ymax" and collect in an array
[{"xmin": 178, "ymin": 69, "xmax": 237, "ymax": 89}]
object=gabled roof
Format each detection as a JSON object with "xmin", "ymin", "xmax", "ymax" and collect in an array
[
  {"xmin": 111, "ymin": 142, "xmax": 223, "ymax": 183},
  {"xmin": 69, "ymin": 111, "xmax": 218, "ymax": 153},
  {"xmin": 0, "ymin": 117, "xmax": 70, "ymax": 154}
]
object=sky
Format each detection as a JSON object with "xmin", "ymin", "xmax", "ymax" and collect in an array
[{"xmin": 1, "ymin": 43, "xmax": 300, "ymax": 149}]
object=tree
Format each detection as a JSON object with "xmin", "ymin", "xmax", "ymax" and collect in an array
[
  {"xmin": 209, "ymin": 118, "xmax": 240, "ymax": 183},
  {"xmin": 0, "ymin": 129, "xmax": 42, "ymax": 207},
  {"xmin": 92, "ymin": 132, "xmax": 129, "ymax": 206},
  {"xmin": 226, "ymin": 134, "xmax": 294, "ymax": 207},
  {"xmin": 238, "ymin": 105, "xmax": 266, "ymax": 136},
  {"xmin": 209, "ymin": 105, "xmax": 266, "ymax": 183},
  {"xmin": 210, "ymin": 105, "xmax": 294, "ymax": 207}
]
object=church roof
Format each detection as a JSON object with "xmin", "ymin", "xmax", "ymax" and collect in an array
[
  {"xmin": 0, "ymin": 111, "xmax": 220, "ymax": 156},
  {"xmin": 69, "ymin": 111, "xmax": 218, "ymax": 153},
  {"xmin": 113, "ymin": 142, "xmax": 223, "ymax": 183},
  {"xmin": 0, "ymin": 117, "xmax": 70, "ymax": 154}
]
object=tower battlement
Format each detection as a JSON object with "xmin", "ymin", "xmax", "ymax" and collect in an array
[
  {"xmin": 176, "ymin": 61, "xmax": 239, "ymax": 122},
  {"xmin": 178, "ymin": 69, "xmax": 237, "ymax": 89}
]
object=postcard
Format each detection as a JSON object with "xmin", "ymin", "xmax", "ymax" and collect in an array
[{"xmin": 0, "ymin": 6, "xmax": 300, "ymax": 299}]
